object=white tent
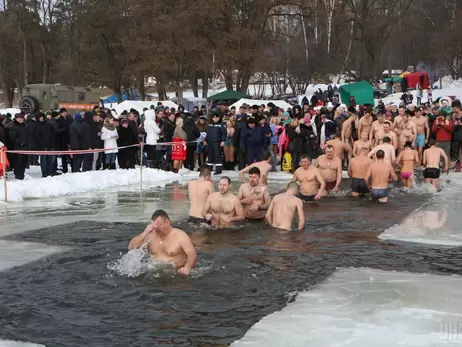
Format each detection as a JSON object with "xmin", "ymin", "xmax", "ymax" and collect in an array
[
  {"xmin": 110, "ymin": 100, "xmax": 178, "ymax": 115},
  {"xmin": 230, "ymin": 98, "xmax": 292, "ymax": 111}
]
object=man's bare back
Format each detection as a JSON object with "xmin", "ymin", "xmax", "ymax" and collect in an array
[
  {"xmin": 424, "ymin": 146, "xmax": 448, "ymax": 169},
  {"xmin": 188, "ymin": 179, "xmax": 214, "ymax": 218},
  {"xmin": 369, "ymin": 144, "xmax": 396, "ymax": 165},
  {"xmin": 266, "ymin": 184, "xmax": 304, "ymax": 231},
  {"xmin": 349, "ymin": 155, "xmax": 373, "ymax": 179}
]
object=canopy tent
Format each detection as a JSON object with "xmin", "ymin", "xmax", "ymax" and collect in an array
[
  {"xmin": 339, "ymin": 80, "xmax": 374, "ymax": 106},
  {"xmin": 111, "ymin": 100, "xmax": 178, "ymax": 116},
  {"xmin": 230, "ymin": 98, "xmax": 292, "ymax": 111},
  {"xmin": 383, "ymin": 76, "xmax": 403, "ymax": 84},
  {"xmin": 169, "ymin": 96, "xmax": 207, "ymax": 111},
  {"xmin": 102, "ymin": 89, "xmax": 138, "ymax": 104},
  {"xmin": 207, "ymin": 89, "xmax": 251, "ymax": 101}
]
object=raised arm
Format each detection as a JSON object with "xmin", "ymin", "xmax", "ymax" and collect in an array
[
  {"xmin": 239, "ymin": 165, "xmax": 252, "ymax": 183},
  {"xmin": 128, "ymin": 225, "xmax": 152, "ymax": 250},
  {"xmin": 296, "ymin": 199, "xmax": 305, "ymax": 230}
]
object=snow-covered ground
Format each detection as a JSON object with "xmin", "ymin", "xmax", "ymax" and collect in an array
[{"xmin": 378, "ymin": 87, "xmax": 462, "ymax": 106}]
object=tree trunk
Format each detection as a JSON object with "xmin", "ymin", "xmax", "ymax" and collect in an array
[
  {"xmin": 224, "ymin": 71, "xmax": 233, "ymax": 90},
  {"xmin": 23, "ymin": 37, "xmax": 28, "ymax": 86},
  {"xmin": 338, "ymin": 20, "xmax": 354, "ymax": 83},
  {"xmin": 202, "ymin": 71, "xmax": 209, "ymax": 98},
  {"xmin": 157, "ymin": 76, "xmax": 167, "ymax": 100},
  {"xmin": 239, "ymin": 73, "xmax": 250, "ymax": 94},
  {"xmin": 327, "ymin": 12, "xmax": 333, "ymax": 55},
  {"xmin": 191, "ymin": 69, "xmax": 198, "ymax": 97},
  {"xmin": 139, "ymin": 75, "xmax": 146, "ymax": 101}
]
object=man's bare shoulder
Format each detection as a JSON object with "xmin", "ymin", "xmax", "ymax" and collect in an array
[
  {"xmin": 172, "ymin": 228, "xmax": 191, "ymax": 240},
  {"xmin": 209, "ymin": 191, "xmax": 220, "ymax": 198}
]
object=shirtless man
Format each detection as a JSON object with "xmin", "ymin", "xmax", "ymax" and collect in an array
[
  {"xmin": 393, "ymin": 106, "xmax": 406, "ymax": 133},
  {"xmin": 316, "ymin": 145, "xmax": 342, "ymax": 194},
  {"xmin": 368, "ymin": 136, "xmax": 396, "ymax": 165},
  {"xmin": 396, "ymin": 111, "xmax": 417, "ymax": 151},
  {"xmin": 364, "ymin": 150, "xmax": 397, "ymax": 203},
  {"xmin": 291, "ymin": 155, "xmax": 325, "ymax": 201},
  {"xmin": 266, "ymin": 182, "xmax": 305, "ymax": 231},
  {"xmin": 369, "ymin": 111, "xmax": 386, "ymax": 144},
  {"xmin": 326, "ymin": 131, "xmax": 351, "ymax": 161},
  {"xmin": 352, "ymin": 131, "xmax": 372, "ymax": 157},
  {"xmin": 128, "ymin": 209, "xmax": 197, "ymax": 275},
  {"xmin": 374, "ymin": 121, "xmax": 398, "ymax": 149},
  {"xmin": 201, "ymin": 176, "xmax": 245, "ymax": 226},
  {"xmin": 422, "ymin": 139, "xmax": 449, "ymax": 190},
  {"xmin": 348, "ymin": 147, "xmax": 373, "ymax": 196},
  {"xmin": 411, "ymin": 108, "xmax": 430, "ymax": 162},
  {"xmin": 239, "ymin": 151, "xmax": 272, "ymax": 185},
  {"xmin": 341, "ymin": 110, "xmax": 358, "ymax": 146},
  {"xmin": 237, "ymin": 167, "xmax": 271, "ymax": 220},
  {"xmin": 358, "ymin": 108, "xmax": 374, "ymax": 138},
  {"xmin": 395, "ymin": 141, "xmax": 419, "ymax": 188},
  {"xmin": 188, "ymin": 166, "xmax": 214, "ymax": 224}
]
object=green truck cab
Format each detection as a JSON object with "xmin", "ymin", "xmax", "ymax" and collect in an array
[{"xmin": 19, "ymin": 84, "xmax": 101, "ymax": 114}]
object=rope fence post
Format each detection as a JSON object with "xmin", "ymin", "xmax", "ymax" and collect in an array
[
  {"xmin": 1, "ymin": 149, "xmax": 7, "ymax": 203},
  {"xmin": 140, "ymin": 141, "xmax": 144, "ymax": 188}
]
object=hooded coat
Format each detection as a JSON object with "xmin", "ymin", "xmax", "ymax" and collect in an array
[{"xmin": 143, "ymin": 109, "xmax": 161, "ymax": 145}]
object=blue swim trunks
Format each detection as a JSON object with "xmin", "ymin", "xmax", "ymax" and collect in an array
[
  {"xmin": 371, "ymin": 188, "xmax": 388, "ymax": 200},
  {"xmin": 415, "ymin": 133, "xmax": 425, "ymax": 147}
]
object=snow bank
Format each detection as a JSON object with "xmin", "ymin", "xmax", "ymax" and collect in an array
[
  {"xmin": 0, "ymin": 168, "xmax": 194, "ymax": 202},
  {"xmin": 377, "ymin": 87, "xmax": 462, "ymax": 106},
  {"xmin": 0, "ymin": 341, "xmax": 44, "ymax": 347}
]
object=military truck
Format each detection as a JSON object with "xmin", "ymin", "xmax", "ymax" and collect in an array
[{"xmin": 19, "ymin": 84, "xmax": 101, "ymax": 114}]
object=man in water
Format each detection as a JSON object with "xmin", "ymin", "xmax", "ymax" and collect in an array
[
  {"xmin": 201, "ymin": 176, "xmax": 245, "ymax": 226},
  {"xmin": 368, "ymin": 136, "xmax": 396, "ymax": 165},
  {"xmin": 188, "ymin": 166, "xmax": 214, "ymax": 224},
  {"xmin": 348, "ymin": 147, "xmax": 373, "ymax": 197},
  {"xmin": 316, "ymin": 145, "xmax": 342, "ymax": 194},
  {"xmin": 326, "ymin": 131, "xmax": 351, "ymax": 162},
  {"xmin": 422, "ymin": 139, "xmax": 449, "ymax": 190},
  {"xmin": 128, "ymin": 209, "xmax": 197, "ymax": 276},
  {"xmin": 364, "ymin": 150, "xmax": 397, "ymax": 203},
  {"xmin": 239, "ymin": 151, "xmax": 272, "ymax": 185},
  {"xmin": 291, "ymin": 155, "xmax": 325, "ymax": 201},
  {"xmin": 411, "ymin": 107, "xmax": 430, "ymax": 162},
  {"xmin": 266, "ymin": 182, "xmax": 305, "ymax": 231},
  {"xmin": 374, "ymin": 121, "xmax": 398, "ymax": 149},
  {"xmin": 237, "ymin": 167, "xmax": 271, "ymax": 220},
  {"xmin": 352, "ymin": 131, "xmax": 372, "ymax": 157}
]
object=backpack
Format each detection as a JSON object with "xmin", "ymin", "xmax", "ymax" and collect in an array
[{"xmin": 282, "ymin": 152, "xmax": 292, "ymax": 172}]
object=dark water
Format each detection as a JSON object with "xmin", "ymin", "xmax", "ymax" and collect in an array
[{"xmin": 1, "ymin": 183, "xmax": 462, "ymax": 347}]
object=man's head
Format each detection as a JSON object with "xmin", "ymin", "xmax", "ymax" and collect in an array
[
  {"xmin": 300, "ymin": 155, "xmax": 311, "ymax": 169},
  {"xmin": 335, "ymin": 130, "xmax": 341, "ymax": 139},
  {"xmin": 248, "ymin": 167, "xmax": 261, "ymax": 187},
  {"xmin": 383, "ymin": 136, "xmax": 391, "ymax": 144},
  {"xmin": 199, "ymin": 166, "xmax": 211, "ymax": 181},
  {"xmin": 286, "ymin": 181, "xmax": 299, "ymax": 195},
  {"xmin": 383, "ymin": 121, "xmax": 391, "ymax": 132},
  {"xmin": 263, "ymin": 151, "xmax": 272, "ymax": 163},
  {"xmin": 325, "ymin": 145, "xmax": 335, "ymax": 159},
  {"xmin": 398, "ymin": 106, "xmax": 405, "ymax": 116},
  {"xmin": 361, "ymin": 131, "xmax": 369, "ymax": 141},
  {"xmin": 150, "ymin": 209, "xmax": 171, "ymax": 235},
  {"xmin": 360, "ymin": 147, "xmax": 369, "ymax": 156},
  {"xmin": 404, "ymin": 141, "xmax": 412, "ymax": 149},
  {"xmin": 218, "ymin": 176, "xmax": 231, "ymax": 194},
  {"xmin": 429, "ymin": 139, "xmax": 437, "ymax": 147},
  {"xmin": 59, "ymin": 107, "xmax": 68, "ymax": 117},
  {"xmin": 377, "ymin": 112, "xmax": 385, "ymax": 123},
  {"xmin": 376, "ymin": 149, "xmax": 385, "ymax": 160}
]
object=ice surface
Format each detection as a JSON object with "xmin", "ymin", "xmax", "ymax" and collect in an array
[
  {"xmin": 380, "ymin": 172, "xmax": 462, "ymax": 246},
  {"xmin": 0, "ymin": 240, "xmax": 63, "ymax": 271},
  {"xmin": 0, "ymin": 341, "xmax": 44, "ymax": 347},
  {"xmin": 232, "ymin": 267, "xmax": 462, "ymax": 347}
]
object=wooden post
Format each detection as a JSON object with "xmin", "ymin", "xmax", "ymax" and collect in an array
[
  {"xmin": 139, "ymin": 142, "xmax": 144, "ymax": 188},
  {"xmin": 1, "ymin": 150, "xmax": 7, "ymax": 203}
]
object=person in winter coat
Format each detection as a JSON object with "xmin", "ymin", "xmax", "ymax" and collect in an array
[
  {"xmin": 69, "ymin": 113, "xmax": 84, "ymax": 172},
  {"xmin": 172, "ymin": 117, "xmax": 187, "ymax": 172},
  {"xmin": 81, "ymin": 111, "xmax": 95, "ymax": 172},
  {"xmin": 33, "ymin": 112, "xmax": 56, "ymax": 177},
  {"xmin": 117, "ymin": 118, "xmax": 138, "ymax": 169},
  {"xmin": 244, "ymin": 117, "xmax": 266, "ymax": 165},
  {"xmin": 101, "ymin": 116, "xmax": 119, "ymax": 169},
  {"xmin": 0, "ymin": 115, "xmax": 8, "ymax": 151},
  {"xmin": 8, "ymin": 114, "xmax": 29, "ymax": 180},
  {"xmin": 320, "ymin": 114, "xmax": 337, "ymax": 148},
  {"xmin": 205, "ymin": 112, "xmax": 226, "ymax": 175},
  {"xmin": 195, "ymin": 116, "xmax": 208, "ymax": 168},
  {"xmin": 48, "ymin": 112, "xmax": 65, "ymax": 175},
  {"xmin": 26, "ymin": 113, "xmax": 39, "ymax": 166},
  {"xmin": 162, "ymin": 113, "xmax": 176, "ymax": 164},
  {"xmin": 286, "ymin": 117, "xmax": 310, "ymax": 172},
  {"xmin": 432, "ymin": 110, "xmax": 453, "ymax": 159},
  {"xmin": 58, "ymin": 108, "xmax": 72, "ymax": 173},
  {"xmin": 235, "ymin": 113, "xmax": 248, "ymax": 170},
  {"xmin": 143, "ymin": 109, "xmax": 161, "ymax": 168},
  {"xmin": 182, "ymin": 115, "xmax": 200, "ymax": 170}
]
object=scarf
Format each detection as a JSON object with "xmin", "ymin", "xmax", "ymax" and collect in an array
[{"xmin": 104, "ymin": 123, "xmax": 116, "ymax": 131}]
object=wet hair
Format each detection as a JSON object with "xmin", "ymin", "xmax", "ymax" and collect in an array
[
  {"xmin": 287, "ymin": 181, "xmax": 299, "ymax": 191},
  {"xmin": 384, "ymin": 121, "xmax": 392, "ymax": 126},
  {"xmin": 151, "ymin": 209, "xmax": 170, "ymax": 221},
  {"xmin": 335, "ymin": 130, "xmax": 342, "ymax": 138},
  {"xmin": 404, "ymin": 141, "xmax": 412, "ymax": 148},
  {"xmin": 429, "ymin": 139, "xmax": 437, "ymax": 146},
  {"xmin": 263, "ymin": 151, "xmax": 272, "ymax": 160},
  {"xmin": 300, "ymin": 155, "xmax": 311, "ymax": 161},
  {"xmin": 219, "ymin": 176, "xmax": 231, "ymax": 185},
  {"xmin": 376, "ymin": 150, "xmax": 385, "ymax": 159},
  {"xmin": 360, "ymin": 147, "xmax": 369, "ymax": 153},
  {"xmin": 199, "ymin": 166, "xmax": 211, "ymax": 178},
  {"xmin": 383, "ymin": 136, "xmax": 391, "ymax": 143},
  {"xmin": 325, "ymin": 145, "xmax": 335, "ymax": 151},
  {"xmin": 248, "ymin": 167, "xmax": 261, "ymax": 176}
]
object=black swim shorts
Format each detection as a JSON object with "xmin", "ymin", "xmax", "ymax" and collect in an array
[
  {"xmin": 298, "ymin": 193, "xmax": 315, "ymax": 202},
  {"xmin": 351, "ymin": 177, "xmax": 370, "ymax": 194},
  {"xmin": 424, "ymin": 168, "xmax": 440, "ymax": 179},
  {"xmin": 188, "ymin": 216, "xmax": 211, "ymax": 225}
]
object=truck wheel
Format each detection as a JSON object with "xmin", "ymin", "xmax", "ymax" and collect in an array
[{"xmin": 19, "ymin": 96, "xmax": 39, "ymax": 114}]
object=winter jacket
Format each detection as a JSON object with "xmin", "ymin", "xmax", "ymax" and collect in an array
[
  {"xmin": 0, "ymin": 123, "xmax": 8, "ymax": 148},
  {"xmin": 26, "ymin": 118, "xmax": 38, "ymax": 149},
  {"xmin": 173, "ymin": 126, "xmax": 187, "ymax": 140},
  {"xmin": 33, "ymin": 120, "xmax": 56, "ymax": 150},
  {"xmin": 286, "ymin": 124, "xmax": 310, "ymax": 153},
  {"xmin": 162, "ymin": 119, "xmax": 175, "ymax": 142},
  {"xmin": 244, "ymin": 126, "xmax": 266, "ymax": 149},
  {"xmin": 8, "ymin": 119, "xmax": 29, "ymax": 150},
  {"xmin": 320, "ymin": 120, "xmax": 336, "ymax": 144},
  {"xmin": 183, "ymin": 116, "xmax": 200, "ymax": 144},
  {"xmin": 432, "ymin": 118, "xmax": 453, "ymax": 142},
  {"xmin": 454, "ymin": 124, "xmax": 462, "ymax": 141},
  {"xmin": 48, "ymin": 118, "xmax": 65, "ymax": 149},
  {"xmin": 235, "ymin": 115, "xmax": 248, "ymax": 148},
  {"xmin": 117, "ymin": 125, "xmax": 138, "ymax": 147},
  {"xmin": 101, "ymin": 126, "xmax": 119, "ymax": 154},
  {"xmin": 69, "ymin": 118, "xmax": 84, "ymax": 150},
  {"xmin": 144, "ymin": 110, "xmax": 161, "ymax": 145},
  {"xmin": 82, "ymin": 112, "xmax": 95, "ymax": 150},
  {"xmin": 92, "ymin": 121, "xmax": 104, "ymax": 149},
  {"xmin": 206, "ymin": 122, "xmax": 226, "ymax": 143},
  {"xmin": 58, "ymin": 115, "xmax": 73, "ymax": 150}
]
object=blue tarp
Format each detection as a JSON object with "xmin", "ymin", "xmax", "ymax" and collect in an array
[{"xmin": 103, "ymin": 89, "xmax": 138, "ymax": 103}]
